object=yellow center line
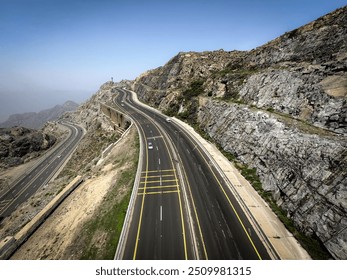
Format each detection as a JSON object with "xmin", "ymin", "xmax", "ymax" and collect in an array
[
  {"xmin": 129, "ymin": 100, "xmax": 187, "ymax": 260},
  {"xmin": 132, "ymin": 124, "xmax": 149, "ymax": 260},
  {"xmin": 166, "ymin": 155, "xmax": 188, "ymax": 259},
  {"xmin": 182, "ymin": 129, "xmax": 263, "ymax": 260},
  {"xmin": 145, "ymin": 116, "xmax": 188, "ymax": 259},
  {"xmin": 176, "ymin": 153, "xmax": 209, "ymax": 259}
]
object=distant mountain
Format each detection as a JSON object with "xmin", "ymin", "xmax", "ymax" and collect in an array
[{"xmin": 0, "ymin": 101, "xmax": 79, "ymax": 129}]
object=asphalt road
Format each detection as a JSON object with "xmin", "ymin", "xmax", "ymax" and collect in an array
[
  {"xmin": 0, "ymin": 122, "xmax": 84, "ymax": 221},
  {"xmin": 115, "ymin": 89, "xmax": 272, "ymax": 260},
  {"xmin": 114, "ymin": 92, "xmax": 194, "ymax": 260}
]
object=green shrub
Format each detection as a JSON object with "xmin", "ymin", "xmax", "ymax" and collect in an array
[{"xmin": 183, "ymin": 80, "xmax": 204, "ymax": 98}]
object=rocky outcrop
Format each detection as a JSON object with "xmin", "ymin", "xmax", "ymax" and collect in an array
[
  {"xmin": 0, "ymin": 127, "xmax": 56, "ymax": 169},
  {"xmin": 133, "ymin": 50, "xmax": 237, "ymax": 106},
  {"xmin": 61, "ymin": 82, "xmax": 117, "ymax": 132},
  {"xmin": 129, "ymin": 6, "xmax": 347, "ymax": 258},
  {"xmin": 0, "ymin": 101, "xmax": 79, "ymax": 129},
  {"xmin": 133, "ymin": 7, "xmax": 346, "ymax": 134},
  {"xmin": 198, "ymin": 98, "xmax": 346, "ymax": 259}
]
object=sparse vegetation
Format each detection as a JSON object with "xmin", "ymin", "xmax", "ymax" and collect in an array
[
  {"xmin": 164, "ymin": 80, "xmax": 204, "ymax": 123},
  {"xmin": 79, "ymin": 186, "xmax": 131, "ymax": 259},
  {"xmin": 164, "ymin": 103, "xmax": 180, "ymax": 117},
  {"xmin": 57, "ymin": 127, "xmax": 120, "ymax": 181},
  {"xmin": 212, "ymin": 65, "xmax": 259, "ymax": 80},
  {"xmin": 221, "ymin": 93, "xmax": 245, "ymax": 104},
  {"xmin": 76, "ymin": 131, "xmax": 139, "ymax": 259},
  {"xmin": 177, "ymin": 99, "xmax": 199, "ymax": 124},
  {"xmin": 183, "ymin": 80, "xmax": 205, "ymax": 98}
]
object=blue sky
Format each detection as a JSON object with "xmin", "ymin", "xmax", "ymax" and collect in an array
[{"xmin": 0, "ymin": 0, "xmax": 346, "ymax": 121}]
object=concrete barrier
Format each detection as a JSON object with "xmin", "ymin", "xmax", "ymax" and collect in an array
[{"xmin": 0, "ymin": 176, "xmax": 83, "ymax": 259}]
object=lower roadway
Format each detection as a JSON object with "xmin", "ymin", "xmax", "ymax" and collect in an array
[{"xmin": 0, "ymin": 122, "xmax": 84, "ymax": 221}]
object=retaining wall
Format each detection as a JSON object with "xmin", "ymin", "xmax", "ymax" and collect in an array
[{"xmin": 0, "ymin": 176, "xmax": 83, "ymax": 259}]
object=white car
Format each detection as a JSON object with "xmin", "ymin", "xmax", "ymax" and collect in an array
[
  {"xmin": 166, "ymin": 118, "xmax": 171, "ymax": 123},
  {"xmin": 148, "ymin": 142, "xmax": 153, "ymax": 150}
]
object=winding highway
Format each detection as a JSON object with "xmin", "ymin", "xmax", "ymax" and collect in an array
[
  {"xmin": 114, "ymin": 88, "xmax": 272, "ymax": 260},
  {"xmin": 0, "ymin": 122, "xmax": 84, "ymax": 221}
]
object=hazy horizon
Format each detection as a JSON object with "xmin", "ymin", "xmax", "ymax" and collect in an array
[
  {"xmin": 0, "ymin": 89, "xmax": 93, "ymax": 122},
  {"xmin": 1, "ymin": 0, "xmax": 346, "ymax": 121}
]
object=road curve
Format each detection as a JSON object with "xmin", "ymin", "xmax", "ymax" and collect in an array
[
  {"xmin": 114, "ymin": 91, "xmax": 195, "ymax": 260},
  {"xmin": 115, "ymin": 88, "xmax": 272, "ymax": 260},
  {"xmin": 0, "ymin": 122, "xmax": 84, "ymax": 221}
]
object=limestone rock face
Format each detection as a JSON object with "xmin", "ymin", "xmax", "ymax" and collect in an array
[
  {"xmin": 128, "ymin": 6, "xmax": 347, "ymax": 258},
  {"xmin": 237, "ymin": 68, "xmax": 346, "ymax": 133},
  {"xmin": 198, "ymin": 99, "xmax": 346, "ymax": 259}
]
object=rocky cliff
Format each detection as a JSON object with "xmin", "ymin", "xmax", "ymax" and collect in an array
[
  {"xmin": 0, "ymin": 101, "xmax": 79, "ymax": 129},
  {"xmin": 61, "ymin": 83, "xmax": 117, "ymax": 132},
  {"xmin": 130, "ymin": 6, "xmax": 347, "ymax": 259},
  {"xmin": 0, "ymin": 127, "xmax": 56, "ymax": 169}
]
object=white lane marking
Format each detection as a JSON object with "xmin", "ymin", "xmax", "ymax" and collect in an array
[
  {"xmin": 158, "ymin": 158, "xmax": 161, "ymax": 166},
  {"xmin": 160, "ymin": 205, "xmax": 163, "ymax": 222},
  {"xmin": 25, "ymin": 193, "xmax": 29, "ymax": 198}
]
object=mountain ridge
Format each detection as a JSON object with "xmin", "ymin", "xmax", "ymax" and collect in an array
[{"xmin": 0, "ymin": 101, "xmax": 79, "ymax": 129}]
